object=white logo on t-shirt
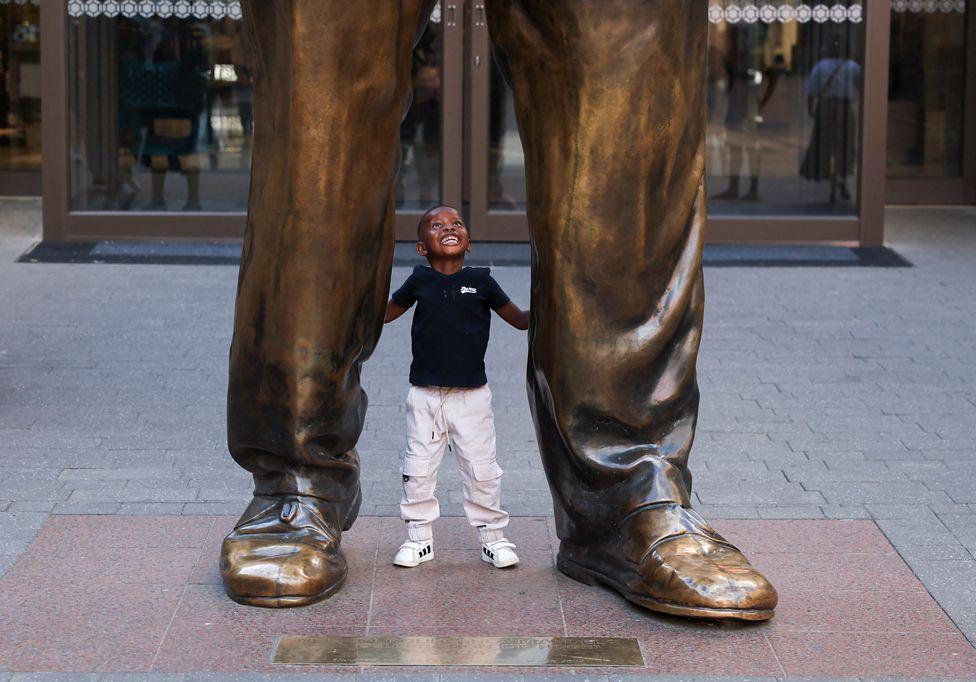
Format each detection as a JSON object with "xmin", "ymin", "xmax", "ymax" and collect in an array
[{"xmin": 460, "ymin": 286, "xmax": 477, "ymax": 294}]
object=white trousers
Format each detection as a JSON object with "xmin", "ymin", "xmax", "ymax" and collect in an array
[{"xmin": 400, "ymin": 385, "xmax": 509, "ymax": 543}]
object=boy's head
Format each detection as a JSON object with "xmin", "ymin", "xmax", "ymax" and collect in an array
[{"xmin": 416, "ymin": 205, "xmax": 471, "ymax": 263}]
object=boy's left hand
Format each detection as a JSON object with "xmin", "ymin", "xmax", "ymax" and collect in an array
[{"xmin": 495, "ymin": 301, "xmax": 529, "ymax": 331}]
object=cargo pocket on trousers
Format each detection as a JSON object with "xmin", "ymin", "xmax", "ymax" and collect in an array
[
  {"xmin": 470, "ymin": 461, "xmax": 503, "ymax": 481},
  {"xmin": 401, "ymin": 458, "xmax": 429, "ymax": 480}
]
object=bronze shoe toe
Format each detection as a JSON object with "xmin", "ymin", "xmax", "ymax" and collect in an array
[
  {"xmin": 557, "ymin": 503, "xmax": 777, "ymax": 621},
  {"xmin": 220, "ymin": 494, "xmax": 348, "ymax": 608}
]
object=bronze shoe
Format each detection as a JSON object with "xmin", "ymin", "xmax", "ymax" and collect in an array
[
  {"xmin": 556, "ymin": 503, "xmax": 777, "ymax": 621},
  {"xmin": 220, "ymin": 492, "xmax": 357, "ymax": 608}
]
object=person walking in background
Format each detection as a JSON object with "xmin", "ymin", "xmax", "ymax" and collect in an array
[{"xmin": 801, "ymin": 36, "xmax": 862, "ymax": 204}]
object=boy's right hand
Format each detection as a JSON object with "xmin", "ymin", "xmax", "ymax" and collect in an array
[{"xmin": 384, "ymin": 300, "xmax": 409, "ymax": 323}]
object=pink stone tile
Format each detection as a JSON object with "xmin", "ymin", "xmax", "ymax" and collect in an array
[
  {"xmin": 369, "ymin": 549, "xmax": 563, "ymax": 631},
  {"xmin": 0, "ymin": 582, "xmax": 182, "ymax": 672},
  {"xmin": 189, "ymin": 517, "xmax": 235, "ymax": 585},
  {"xmin": 768, "ymin": 631, "xmax": 976, "ymax": 678},
  {"xmin": 0, "ymin": 519, "xmax": 200, "ymax": 672},
  {"xmin": 4, "ymin": 515, "xmax": 968, "ymax": 678},
  {"xmin": 717, "ymin": 519, "xmax": 886, "ymax": 555},
  {"xmin": 377, "ymin": 515, "xmax": 553, "ymax": 550},
  {"xmin": 368, "ymin": 622, "xmax": 565, "ymax": 637},
  {"xmin": 636, "ymin": 629, "xmax": 782, "ymax": 676},
  {"xmin": 343, "ymin": 515, "xmax": 392, "ymax": 550},
  {"xmin": 747, "ymin": 550, "xmax": 923, "ymax": 593},
  {"xmin": 4, "ymin": 545, "xmax": 202, "ymax": 588},
  {"xmin": 362, "ymin": 664, "xmax": 581, "ymax": 675},
  {"xmin": 151, "ymin": 584, "xmax": 369, "ymax": 673},
  {"xmin": 545, "ymin": 517, "xmax": 559, "ymax": 544},
  {"xmin": 30, "ymin": 515, "xmax": 214, "ymax": 550},
  {"xmin": 769, "ymin": 589, "xmax": 959, "ymax": 634},
  {"xmin": 557, "ymin": 573, "xmax": 677, "ymax": 637},
  {"xmin": 207, "ymin": 514, "xmax": 237, "ymax": 539}
]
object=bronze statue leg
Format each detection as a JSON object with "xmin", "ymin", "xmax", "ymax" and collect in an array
[
  {"xmin": 221, "ymin": 0, "xmax": 437, "ymax": 608},
  {"xmin": 487, "ymin": 0, "xmax": 777, "ymax": 620}
]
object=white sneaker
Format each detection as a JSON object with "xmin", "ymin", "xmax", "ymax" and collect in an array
[
  {"xmin": 393, "ymin": 539, "xmax": 434, "ymax": 567},
  {"xmin": 481, "ymin": 538, "xmax": 519, "ymax": 568}
]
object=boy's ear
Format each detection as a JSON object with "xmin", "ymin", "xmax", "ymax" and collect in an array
[
  {"xmin": 416, "ymin": 241, "xmax": 427, "ymax": 256},
  {"xmin": 466, "ymin": 241, "xmax": 472, "ymax": 253}
]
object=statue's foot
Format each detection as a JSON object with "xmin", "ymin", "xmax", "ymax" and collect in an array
[
  {"xmin": 556, "ymin": 503, "xmax": 777, "ymax": 621},
  {"xmin": 220, "ymin": 492, "xmax": 356, "ymax": 608}
]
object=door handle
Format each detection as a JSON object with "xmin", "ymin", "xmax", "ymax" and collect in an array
[
  {"xmin": 446, "ymin": 3, "xmax": 457, "ymax": 27},
  {"xmin": 473, "ymin": 2, "xmax": 485, "ymax": 27}
]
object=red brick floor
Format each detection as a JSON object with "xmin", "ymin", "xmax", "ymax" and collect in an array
[{"xmin": 1, "ymin": 515, "xmax": 975, "ymax": 677}]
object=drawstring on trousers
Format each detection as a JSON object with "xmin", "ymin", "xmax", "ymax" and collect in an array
[{"xmin": 432, "ymin": 388, "xmax": 455, "ymax": 451}]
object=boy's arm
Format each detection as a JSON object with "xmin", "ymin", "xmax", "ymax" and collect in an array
[
  {"xmin": 384, "ymin": 299, "xmax": 409, "ymax": 323},
  {"xmin": 495, "ymin": 301, "xmax": 529, "ymax": 331}
]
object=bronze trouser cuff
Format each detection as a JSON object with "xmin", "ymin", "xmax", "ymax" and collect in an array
[{"xmin": 249, "ymin": 465, "xmax": 360, "ymax": 503}]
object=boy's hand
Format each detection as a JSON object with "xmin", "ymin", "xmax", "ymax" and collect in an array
[
  {"xmin": 495, "ymin": 301, "xmax": 529, "ymax": 331},
  {"xmin": 384, "ymin": 300, "xmax": 409, "ymax": 323}
]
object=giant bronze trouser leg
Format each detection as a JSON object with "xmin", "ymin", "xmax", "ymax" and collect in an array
[
  {"xmin": 222, "ymin": 0, "xmax": 436, "ymax": 608},
  {"xmin": 487, "ymin": 0, "xmax": 777, "ymax": 620}
]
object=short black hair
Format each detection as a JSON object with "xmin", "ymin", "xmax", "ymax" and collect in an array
[{"xmin": 417, "ymin": 205, "xmax": 460, "ymax": 240}]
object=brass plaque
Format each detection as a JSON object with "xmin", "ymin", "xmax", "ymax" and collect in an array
[{"xmin": 274, "ymin": 635, "xmax": 643, "ymax": 667}]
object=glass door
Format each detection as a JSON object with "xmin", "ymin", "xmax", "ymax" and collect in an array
[
  {"xmin": 886, "ymin": 1, "xmax": 976, "ymax": 204},
  {"xmin": 0, "ymin": 0, "xmax": 42, "ymax": 195}
]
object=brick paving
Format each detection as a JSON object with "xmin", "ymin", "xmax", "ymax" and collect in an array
[{"xmin": 2, "ymin": 199, "xmax": 976, "ymax": 678}]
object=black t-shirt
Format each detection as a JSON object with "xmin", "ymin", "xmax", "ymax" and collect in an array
[{"xmin": 392, "ymin": 266, "xmax": 511, "ymax": 388}]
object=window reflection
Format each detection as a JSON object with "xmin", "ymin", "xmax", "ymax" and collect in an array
[
  {"xmin": 800, "ymin": 39, "xmax": 861, "ymax": 202},
  {"xmin": 486, "ymin": 8, "xmax": 866, "ymax": 217},
  {"xmin": 0, "ymin": 2, "xmax": 41, "ymax": 173},
  {"xmin": 707, "ymin": 14, "xmax": 863, "ymax": 215},
  {"xmin": 72, "ymin": 11, "xmax": 446, "ymax": 213},
  {"xmin": 488, "ymin": 57, "xmax": 525, "ymax": 210},
  {"xmin": 397, "ymin": 21, "xmax": 443, "ymax": 210},
  {"xmin": 70, "ymin": 15, "xmax": 252, "ymax": 211}
]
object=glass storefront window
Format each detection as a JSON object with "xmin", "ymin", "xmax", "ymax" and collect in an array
[
  {"xmin": 0, "ymin": 0, "xmax": 41, "ymax": 173},
  {"xmin": 67, "ymin": 1, "xmax": 445, "ymax": 214},
  {"xmin": 887, "ymin": 1, "xmax": 968, "ymax": 179},
  {"xmin": 707, "ymin": 1, "xmax": 865, "ymax": 215},
  {"xmin": 68, "ymin": 9, "xmax": 253, "ymax": 211},
  {"xmin": 486, "ymin": 1, "xmax": 867, "ymax": 217},
  {"xmin": 65, "ymin": 1, "xmax": 873, "ymax": 220}
]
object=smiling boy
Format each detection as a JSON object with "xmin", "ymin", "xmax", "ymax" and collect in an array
[{"xmin": 384, "ymin": 205, "xmax": 528, "ymax": 569}]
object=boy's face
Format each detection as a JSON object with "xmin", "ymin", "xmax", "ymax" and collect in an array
[{"xmin": 417, "ymin": 207, "xmax": 471, "ymax": 261}]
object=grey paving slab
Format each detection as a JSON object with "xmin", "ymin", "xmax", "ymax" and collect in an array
[
  {"xmin": 8, "ymin": 675, "xmax": 101, "ymax": 681},
  {"xmin": 185, "ymin": 676, "xmax": 354, "ymax": 681},
  {"xmin": 98, "ymin": 673, "xmax": 186, "ymax": 682}
]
